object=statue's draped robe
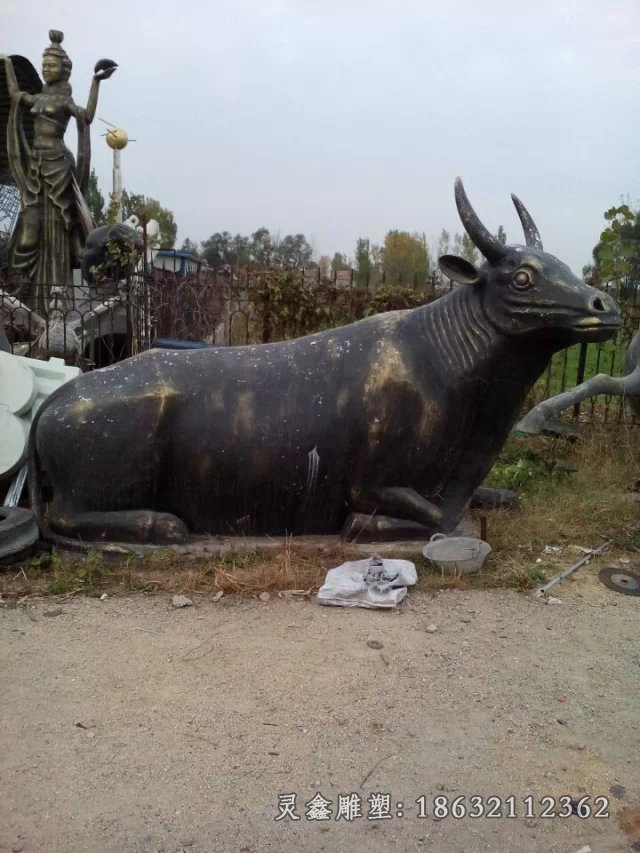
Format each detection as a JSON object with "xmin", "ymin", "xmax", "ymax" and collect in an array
[{"xmin": 7, "ymin": 90, "xmax": 93, "ymax": 313}]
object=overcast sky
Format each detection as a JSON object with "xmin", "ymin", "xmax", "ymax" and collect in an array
[{"xmin": 4, "ymin": 0, "xmax": 639, "ymax": 271}]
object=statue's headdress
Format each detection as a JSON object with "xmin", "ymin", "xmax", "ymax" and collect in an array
[{"xmin": 43, "ymin": 30, "xmax": 72, "ymax": 81}]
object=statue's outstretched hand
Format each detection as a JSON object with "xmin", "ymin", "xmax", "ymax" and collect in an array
[{"xmin": 94, "ymin": 59, "xmax": 118, "ymax": 81}]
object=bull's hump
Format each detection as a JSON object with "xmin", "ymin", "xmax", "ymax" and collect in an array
[
  {"xmin": 208, "ymin": 308, "xmax": 407, "ymax": 356},
  {"xmin": 169, "ymin": 310, "xmax": 410, "ymax": 373}
]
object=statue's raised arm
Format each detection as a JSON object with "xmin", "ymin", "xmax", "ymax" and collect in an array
[
  {"xmin": 0, "ymin": 53, "xmax": 41, "ymax": 186},
  {"xmin": 0, "ymin": 55, "xmax": 36, "ymax": 105},
  {"xmin": 78, "ymin": 57, "xmax": 118, "ymax": 126}
]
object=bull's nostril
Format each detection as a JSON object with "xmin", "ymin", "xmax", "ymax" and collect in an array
[{"xmin": 592, "ymin": 297, "xmax": 605, "ymax": 312}]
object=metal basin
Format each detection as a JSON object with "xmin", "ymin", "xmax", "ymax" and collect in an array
[{"xmin": 422, "ymin": 533, "xmax": 491, "ymax": 576}]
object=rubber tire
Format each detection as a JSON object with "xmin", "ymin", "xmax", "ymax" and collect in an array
[{"xmin": 0, "ymin": 506, "xmax": 39, "ymax": 564}]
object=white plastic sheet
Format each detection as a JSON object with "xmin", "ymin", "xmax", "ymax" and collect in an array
[{"xmin": 317, "ymin": 557, "xmax": 417, "ymax": 609}]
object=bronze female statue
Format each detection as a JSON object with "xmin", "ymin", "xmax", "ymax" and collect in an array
[{"xmin": 0, "ymin": 31, "xmax": 117, "ymax": 311}]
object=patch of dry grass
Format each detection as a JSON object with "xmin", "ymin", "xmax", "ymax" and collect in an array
[
  {"xmin": 1, "ymin": 426, "xmax": 638, "ymax": 602},
  {"xmin": 0, "ymin": 541, "xmax": 362, "ymax": 602},
  {"xmin": 483, "ymin": 425, "xmax": 640, "ymax": 584},
  {"xmin": 136, "ymin": 540, "xmax": 357, "ymax": 596}
]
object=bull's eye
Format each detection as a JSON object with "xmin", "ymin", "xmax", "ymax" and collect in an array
[{"xmin": 513, "ymin": 269, "xmax": 533, "ymax": 290}]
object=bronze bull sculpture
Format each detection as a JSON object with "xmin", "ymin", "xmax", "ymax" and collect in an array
[{"xmin": 29, "ymin": 179, "xmax": 621, "ymax": 544}]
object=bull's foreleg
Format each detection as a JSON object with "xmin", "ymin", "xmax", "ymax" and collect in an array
[
  {"xmin": 48, "ymin": 507, "xmax": 188, "ymax": 545},
  {"xmin": 439, "ymin": 440, "xmax": 515, "ymax": 529},
  {"xmin": 349, "ymin": 485, "xmax": 443, "ymax": 527}
]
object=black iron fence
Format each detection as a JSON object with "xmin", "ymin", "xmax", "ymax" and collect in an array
[
  {"xmin": 528, "ymin": 282, "xmax": 640, "ymax": 424},
  {"xmin": 150, "ymin": 266, "xmax": 440, "ymax": 346},
  {"xmin": 0, "ymin": 273, "xmax": 150, "ymax": 368},
  {"xmin": 1, "ymin": 267, "xmax": 638, "ymax": 424},
  {"xmin": 0, "ymin": 267, "xmax": 443, "ymax": 361}
]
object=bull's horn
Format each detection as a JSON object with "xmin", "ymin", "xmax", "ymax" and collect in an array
[
  {"xmin": 511, "ymin": 193, "xmax": 543, "ymax": 250},
  {"xmin": 454, "ymin": 178, "xmax": 506, "ymax": 264}
]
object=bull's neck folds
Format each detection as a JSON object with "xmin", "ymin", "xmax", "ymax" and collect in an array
[{"xmin": 417, "ymin": 285, "xmax": 549, "ymax": 382}]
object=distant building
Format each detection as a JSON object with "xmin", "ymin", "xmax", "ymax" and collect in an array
[{"xmin": 153, "ymin": 250, "xmax": 203, "ymax": 277}]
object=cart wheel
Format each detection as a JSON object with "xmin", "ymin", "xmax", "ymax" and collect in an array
[{"xmin": 0, "ymin": 506, "xmax": 39, "ymax": 564}]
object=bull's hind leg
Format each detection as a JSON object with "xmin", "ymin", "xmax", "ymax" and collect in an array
[{"xmin": 48, "ymin": 506, "xmax": 188, "ymax": 544}]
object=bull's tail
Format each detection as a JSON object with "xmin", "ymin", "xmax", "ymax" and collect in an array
[
  {"xmin": 28, "ymin": 398, "xmax": 51, "ymax": 540},
  {"xmin": 27, "ymin": 396, "xmax": 92, "ymax": 553}
]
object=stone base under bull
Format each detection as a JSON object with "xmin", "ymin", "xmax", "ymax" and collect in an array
[{"xmin": 65, "ymin": 514, "xmax": 481, "ymax": 561}]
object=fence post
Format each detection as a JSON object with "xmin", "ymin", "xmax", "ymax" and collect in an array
[
  {"xmin": 262, "ymin": 280, "xmax": 271, "ymax": 344},
  {"xmin": 573, "ymin": 342, "xmax": 588, "ymax": 421}
]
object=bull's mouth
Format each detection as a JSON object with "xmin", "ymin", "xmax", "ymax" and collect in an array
[
  {"xmin": 570, "ymin": 316, "xmax": 621, "ymax": 341},
  {"xmin": 572, "ymin": 317, "xmax": 621, "ymax": 331}
]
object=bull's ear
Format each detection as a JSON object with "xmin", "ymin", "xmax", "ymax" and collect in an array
[{"xmin": 438, "ymin": 254, "xmax": 483, "ymax": 286}]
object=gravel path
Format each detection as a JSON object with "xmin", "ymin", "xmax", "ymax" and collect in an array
[{"xmin": 1, "ymin": 568, "xmax": 638, "ymax": 853}]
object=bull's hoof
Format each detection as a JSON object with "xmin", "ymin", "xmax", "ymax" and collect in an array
[
  {"xmin": 342, "ymin": 512, "xmax": 430, "ymax": 543},
  {"xmin": 150, "ymin": 513, "xmax": 189, "ymax": 544},
  {"xmin": 471, "ymin": 487, "xmax": 519, "ymax": 511}
]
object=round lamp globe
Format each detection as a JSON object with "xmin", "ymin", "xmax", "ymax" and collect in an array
[{"xmin": 105, "ymin": 128, "xmax": 128, "ymax": 150}]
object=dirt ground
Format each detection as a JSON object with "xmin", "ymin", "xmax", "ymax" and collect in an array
[{"xmin": 1, "ymin": 565, "xmax": 639, "ymax": 853}]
